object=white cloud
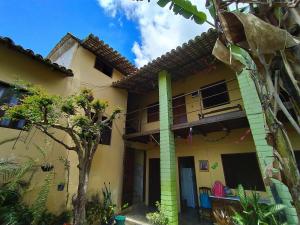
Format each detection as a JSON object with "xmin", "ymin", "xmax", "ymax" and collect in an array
[{"xmin": 97, "ymin": 0, "xmax": 212, "ymax": 67}]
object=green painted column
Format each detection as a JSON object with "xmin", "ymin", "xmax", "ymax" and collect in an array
[
  {"xmin": 158, "ymin": 70, "xmax": 178, "ymax": 225},
  {"xmin": 233, "ymin": 46, "xmax": 298, "ymax": 224}
]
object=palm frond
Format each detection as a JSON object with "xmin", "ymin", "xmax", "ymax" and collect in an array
[{"xmin": 31, "ymin": 171, "xmax": 54, "ymax": 225}]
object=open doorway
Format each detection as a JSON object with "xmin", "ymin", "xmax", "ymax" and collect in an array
[
  {"xmin": 148, "ymin": 158, "xmax": 160, "ymax": 207},
  {"xmin": 122, "ymin": 148, "xmax": 146, "ymax": 206},
  {"xmin": 178, "ymin": 156, "xmax": 198, "ymax": 210}
]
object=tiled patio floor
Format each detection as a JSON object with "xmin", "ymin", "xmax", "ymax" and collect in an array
[{"xmin": 124, "ymin": 204, "xmax": 213, "ymax": 225}]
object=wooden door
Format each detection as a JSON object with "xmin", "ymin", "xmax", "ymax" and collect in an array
[
  {"xmin": 149, "ymin": 158, "xmax": 160, "ymax": 207},
  {"xmin": 122, "ymin": 148, "xmax": 135, "ymax": 206},
  {"xmin": 173, "ymin": 95, "xmax": 187, "ymax": 124}
]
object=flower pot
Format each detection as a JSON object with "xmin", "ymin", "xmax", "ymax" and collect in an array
[
  {"xmin": 115, "ymin": 215, "xmax": 126, "ymax": 225},
  {"xmin": 41, "ymin": 164, "xmax": 54, "ymax": 172},
  {"xmin": 57, "ymin": 184, "xmax": 65, "ymax": 191}
]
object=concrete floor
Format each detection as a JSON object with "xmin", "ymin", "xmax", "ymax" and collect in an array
[{"xmin": 124, "ymin": 204, "xmax": 213, "ymax": 225}]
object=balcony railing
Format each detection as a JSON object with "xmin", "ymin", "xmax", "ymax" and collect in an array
[{"xmin": 125, "ymin": 79, "xmax": 243, "ymax": 135}]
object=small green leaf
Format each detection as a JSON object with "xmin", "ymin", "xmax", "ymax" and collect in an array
[
  {"xmin": 157, "ymin": 0, "xmax": 171, "ymax": 7},
  {"xmin": 157, "ymin": 0, "xmax": 207, "ymax": 24}
]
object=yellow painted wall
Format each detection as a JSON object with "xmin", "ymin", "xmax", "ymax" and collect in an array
[
  {"xmin": 127, "ymin": 63, "xmax": 243, "ymax": 133},
  {"xmin": 0, "ymin": 41, "xmax": 128, "ymax": 213},
  {"xmin": 64, "ymin": 44, "xmax": 128, "ymax": 210},
  {"xmin": 0, "ymin": 44, "xmax": 74, "ymax": 214},
  {"xmin": 144, "ymin": 127, "xmax": 300, "ymax": 209}
]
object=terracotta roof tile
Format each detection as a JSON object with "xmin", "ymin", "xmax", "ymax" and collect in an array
[
  {"xmin": 112, "ymin": 28, "xmax": 218, "ymax": 93},
  {"xmin": 0, "ymin": 36, "xmax": 73, "ymax": 76}
]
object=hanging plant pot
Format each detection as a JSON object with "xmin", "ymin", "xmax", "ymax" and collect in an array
[
  {"xmin": 41, "ymin": 163, "xmax": 54, "ymax": 172},
  {"xmin": 57, "ymin": 183, "xmax": 65, "ymax": 191}
]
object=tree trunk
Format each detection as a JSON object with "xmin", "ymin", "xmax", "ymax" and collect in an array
[
  {"xmin": 73, "ymin": 159, "xmax": 92, "ymax": 225},
  {"xmin": 271, "ymin": 115, "xmax": 300, "ymax": 216}
]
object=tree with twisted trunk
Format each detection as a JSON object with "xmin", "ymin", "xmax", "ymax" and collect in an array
[{"xmin": 3, "ymin": 83, "xmax": 121, "ymax": 225}]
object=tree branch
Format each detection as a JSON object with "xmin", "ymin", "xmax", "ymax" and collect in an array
[
  {"xmin": 51, "ymin": 124, "xmax": 83, "ymax": 152},
  {"xmin": 35, "ymin": 125, "xmax": 77, "ymax": 151}
]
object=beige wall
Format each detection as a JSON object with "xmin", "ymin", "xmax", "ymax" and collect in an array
[
  {"xmin": 0, "ymin": 42, "xmax": 128, "ymax": 213},
  {"xmin": 0, "ymin": 44, "xmax": 74, "ymax": 213},
  {"xmin": 59, "ymin": 44, "xmax": 128, "ymax": 210}
]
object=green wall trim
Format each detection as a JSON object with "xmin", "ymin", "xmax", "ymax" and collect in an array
[
  {"xmin": 234, "ymin": 46, "xmax": 298, "ymax": 224},
  {"xmin": 158, "ymin": 70, "xmax": 178, "ymax": 225}
]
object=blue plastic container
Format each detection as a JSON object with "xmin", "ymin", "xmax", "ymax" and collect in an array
[{"xmin": 115, "ymin": 215, "xmax": 126, "ymax": 225}]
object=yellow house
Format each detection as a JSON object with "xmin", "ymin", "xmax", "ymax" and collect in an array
[
  {"xmin": 0, "ymin": 29, "xmax": 299, "ymax": 224},
  {"xmin": 0, "ymin": 33, "xmax": 135, "ymax": 214}
]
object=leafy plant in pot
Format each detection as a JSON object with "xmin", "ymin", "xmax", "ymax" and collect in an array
[
  {"xmin": 57, "ymin": 182, "xmax": 65, "ymax": 191},
  {"xmin": 100, "ymin": 183, "xmax": 116, "ymax": 225}
]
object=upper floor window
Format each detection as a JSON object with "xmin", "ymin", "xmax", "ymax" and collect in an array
[
  {"xmin": 94, "ymin": 56, "xmax": 114, "ymax": 77},
  {"xmin": 147, "ymin": 102, "xmax": 159, "ymax": 123},
  {"xmin": 0, "ymin": 82, "xmax": 26, "ymax": 129},
  {"xmin": 200, "ymin": 80, "xmax": 229, "ymax": 109},
  {"xmin": 100, "ymin": 116, "xmax": 112, "ymax": 145},
  {"xmin": 172, "ymin": 94, "xmax": 187, "ymax": 124},
  {"xmin": 91, "ymin": 112, "xmax": 112, "ymax": 145}
]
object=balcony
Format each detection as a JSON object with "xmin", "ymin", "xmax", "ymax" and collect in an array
[{"xmin": 124, "ymin": 79, "xmax": 249, "ymax": 143}]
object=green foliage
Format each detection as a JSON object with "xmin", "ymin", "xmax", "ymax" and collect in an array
[
  {"xmin": 5, "ymin": 159, "xmax": 35, "ymax": 191},
  {"xmin": 4, "ymin": 82, "xmax": 121, "ymax": 224},
  {"xmin": 0, "ymin": 157, "xmax": 70, "ymax": 225},
  {"xmin": 232, "ymin": 185, "xmax": 286, "ymax": 225},
  {"xmin": 86, "ymin": 194, "xmax": 102, "ymax": 225},
  {"xmin": 157, "ymin": 0, "xmax": 206, "ymax": 24},
  {"xmin": 205, "ymin": 0, "xmax": 216, "ymax": 19},
  {"xmin": 4, "ymin": 83, "xmax": 61, "ymax": 127},
  {"xmin": 101, "ymin": 183, "xmax": 116, "ymax": 225},
  {"xmin": 31, "ymin": 172, "xmax": 54, "ymax": 225},
  {"xmin": 146, "ymin": 202, "xmax": 169, "ymax": 225},
  {"xmin": 61, "ymin": 98, "xmax": 75, "ymax": 115},
  {"xmin": 0, "ymin": 159, "xmax": 34, "ymax": 225},
  {"xmin": 86, "ymin": 184, "xmax": 116, "ymax": 225},
  {"xmin": 92, "ymin": 99, "xmax": 108, "ymax": 112}
]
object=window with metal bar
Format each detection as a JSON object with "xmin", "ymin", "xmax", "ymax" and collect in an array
[
  {"xmin": 0, "ymin": 82, "xmax": 26, "ymax": 129},
  {"xmin": 200, "ymin": 80, "xmax": 230, "ymax": 109},
  {"xmin": 147, "ymin": 102, "xmax": 159, "ymax": 123}
]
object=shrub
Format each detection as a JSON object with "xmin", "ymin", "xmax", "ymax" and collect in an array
[
  {"xmin": 146, "ymin": 202, "xmax": 168, "ymax": 225},
  {"xmin": 232, "ymin": 185, "xmax": 286, "ymax": 225}
]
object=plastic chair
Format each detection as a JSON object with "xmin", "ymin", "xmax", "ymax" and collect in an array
[{"xmin": 198, "ymin": 187, "xmax": 212, "ymax": 222}]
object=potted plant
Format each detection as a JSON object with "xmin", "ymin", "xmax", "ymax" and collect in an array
[
  {"xmin": 40, "ymin": 163, "xmax": 54, "ymax": 172},
  {"xmin": 114, "ymin": 203, "xmax": 129, "ymax": 225},
  {"xmin": 57, "ymin": 182, "xmax": 65, "ymax": 191},
  {"xmin": 100, "ymin": 183, "xmax": 116, "ymax": 225}
]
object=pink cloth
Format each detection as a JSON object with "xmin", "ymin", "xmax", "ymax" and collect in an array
[{"xmin": 212, "ymin": 181, "xmax": 225, "ymax": 197}]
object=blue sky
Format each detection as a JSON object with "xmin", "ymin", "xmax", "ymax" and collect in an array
[
  {"xmin": 0, "ymin": 0, "xmax": 140, "ymax": 63},
  {"xmin": 0, "ymin": 0, "xmax": 210, "ymax": 67}
]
